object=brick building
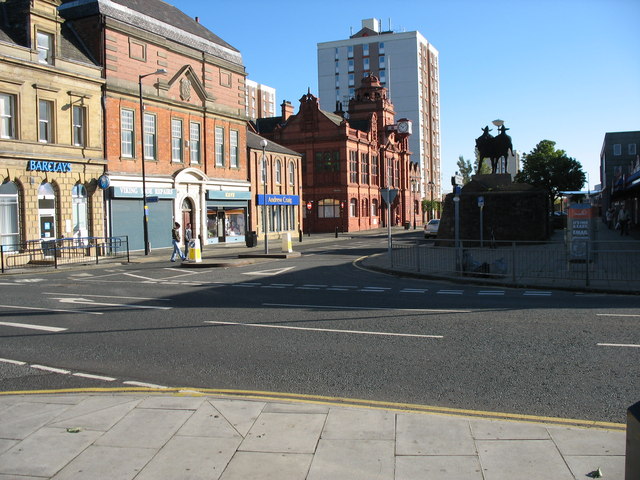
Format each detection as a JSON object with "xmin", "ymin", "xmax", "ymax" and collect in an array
[
  {"xmin": 258, "ymin": 75, "xmax": 414, "ymax": 233},
  {"xmin": 0, "ymin": 0, "xmax": 105, "ymax": 254},
  {"xmin": 59, "ymin": 0, "xmax": 250, "ymax": 251},
  {"xmin": 246, "ymin": 132, "xmax": 302, "ymax": 244}
]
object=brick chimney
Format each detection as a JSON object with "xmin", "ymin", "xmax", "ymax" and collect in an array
[{"xmin": 281, "ymin": 100, "xmax": 294, "ymax": 121}]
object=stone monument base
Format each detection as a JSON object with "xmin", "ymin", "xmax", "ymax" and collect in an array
[{"xmin": 438, "ymin": 177, "xmax": 549, "ymax": 245}]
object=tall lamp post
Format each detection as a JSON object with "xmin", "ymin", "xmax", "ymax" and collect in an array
[
  {"xmin": 138, "ymin": 68, "xmax": 167, "ymax": 255},
  {"xmin": 260, "ymin": 138, "xmax": 269, "ymax": 254}
]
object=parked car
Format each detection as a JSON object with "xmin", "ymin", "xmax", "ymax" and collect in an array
[{"xmin": 424, "ymin": 219, "xmax": 440, "ymax": 238}]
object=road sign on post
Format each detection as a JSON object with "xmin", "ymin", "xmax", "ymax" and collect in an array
[{"xmin": 380, "ymin": 188, "xmax": 398, "ymax": 205}]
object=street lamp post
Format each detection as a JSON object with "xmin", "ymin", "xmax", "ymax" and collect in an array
[
  {"xmin": 138, "ymin": 68, "xmax": 167, "ymax": 255},
  {"xmin": 260, "ymin": 138, "xmax": 269, "ymax": 254}
]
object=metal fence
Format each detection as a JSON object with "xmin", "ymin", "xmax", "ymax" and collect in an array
[
  {"xmin": 1, "ymin": 236, "xmax": 129, "ymax": 273},
  {"xmin": 390, "ymin": 238, "xmax": 640, "ymax": 291}
]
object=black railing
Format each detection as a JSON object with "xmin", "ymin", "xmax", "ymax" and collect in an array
[
  {"xmin": 390, "ymin": 237, "xmax": 640, "ymax": 291},
  {"xmin": 1, "ymin": 236, "xmax": 129, "ymax": 273}
]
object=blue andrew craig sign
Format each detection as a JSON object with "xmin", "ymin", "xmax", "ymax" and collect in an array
[{"xmin": 256, "ymin": 194, "xmax": 300, "ymax": 206}]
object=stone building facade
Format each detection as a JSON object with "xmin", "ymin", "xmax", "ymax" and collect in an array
[
  {"xmin": 0, "ymin": 0, "xmax": 105, "ymax": 254},
  {"xmin": 258, "ymin": 76, "xmax": 414, "ymax": 233},
  {"xmin": 59, "ymin": 0, "xmax": 250, "ymax": 251}
]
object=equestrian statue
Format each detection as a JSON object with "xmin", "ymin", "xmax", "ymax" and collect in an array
[{"xmin": 475, "ymin": 125, "xmax": 514, "ymax": 174}]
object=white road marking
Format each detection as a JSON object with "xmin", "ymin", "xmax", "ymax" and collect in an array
[
  {"xmin": 73, "ymin": 372, "xmax": 117, "ymax": 381},
  {"xmin": 31, "ymin": 365, "xmax": 70, "ymax": 374},
  {"xmin": 596, "ymin": 313, "xmax": 640, "ymax": 318},
  {"xmin": 478, "ymin": 291, "xmax": 505, "ymax": 296},
  {"xmin": 438, "ymin": 290, "xmax": 464, "ymax": 295},
  {"xmin": 524, "ymin": 291, "xmax": 552, "ymax": 296},
  {"xmin": 44, "ymin": 293, "xmax": 171, "ymax": 302},
  {"xmin": 0, "ymin": 321, "xmax": 67, "ymax": 332},
  {"xmin": 123, "ymin": 381, "xmax": 169, "ymax": 389},
  {"xmin": 124, "ymin": 273, "xmax": 161, "ymax": 281},
  {"xmin": 597, "ymin": 343, "xmax": 640, "ymax": 348},
  {"xmin": 242, "ymin": 266, "xmax": 296, "ymax": 276},
  {"xmin": 206, "ymin": 320, "xmax": 443, "ymax": 339},
  {"xmin": 303, "ymin": 284, "xmax": 328, "ymax": 288},
  {"xmin": 263, "ymin": 302, "xmax": 470, "ymax": 313},
  {"xmin": 13, "ymin": 278, "xmax": 45, "ymax": 283},
  {"xmin": 400, "ymin": 288, "xmax": 429, "ymax": 293},
  {"xmin": 50, "ymin": 297, "xmax": 171, "ymax": 310},
  {"xmin": 233, "ymin": 283, "xmax": 261, "ymax": 287},
  {"xmin": 0, "ymin": 358, "xmax": 26, "ymax": 365}
]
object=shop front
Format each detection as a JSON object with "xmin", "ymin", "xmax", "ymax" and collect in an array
[
  {"xmin": 256, "ymin": 194, "xmax": 300, "ymax": 236},
  {"xmin": 107, "ymin": 185, "xmax": 176, "ymax": 251},
  {"xmin": 205, "ymin": 191, "xmax": 251, "ymax": 244}
]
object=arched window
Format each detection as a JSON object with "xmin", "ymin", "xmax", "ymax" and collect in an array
[
  {"xmin": 318, "ymin": 199, "xmax": 340, "ymax": 218},
  {"xmin": 349, "ymin": 198, "xmax": 358, "ymax": 217},
  {"xmin": 0, "ymin": 181, "xmax": 20, "ymax": 249},
  {"xmin": 275, "ymin": 158, "xmax": 282, "ymax": 184},
  {"xmin": 288, "ymin": 161, "xmax": 295, "ymax": 186},
  {"xmin": 38, "ymin": 182, "xmax": 56, "ymax": 239},
  {"xmin": 371, "ymin": 198, "xmax": 379, "ymax": 217},
  {"xmin": 72, "ymin": 184, "xmax": 88, "ymax": 241}
]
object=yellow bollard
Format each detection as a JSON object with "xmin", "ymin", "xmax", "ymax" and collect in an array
[
  {"xmin": 281, "ymin": 232, "xmax": 292, "ymax": 253},
  {"xmin": 187, "ymin": 238, "xmax": 202, "ymax": 263}
]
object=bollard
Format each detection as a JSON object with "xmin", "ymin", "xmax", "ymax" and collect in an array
[
  {"xmin": 281, "ymin": 232, "xmax": 293, "ymax": 253},
  {"xmin": 187, "ymin": 238, "xmax": 202, "ymax": 263},
  {"xmin": 335, "ymin": 226, "xmax": 338, "ymax": 238},
  {"xmin": 299, "ymin": 229, "xmax": 303, "ymax": 243}
]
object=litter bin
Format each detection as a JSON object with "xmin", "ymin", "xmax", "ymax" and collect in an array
[
  {"xmin": 403, "ymin": 221, "xmax": 410, "ymax": 230},
  {"xmin": 245, "ymin": 231, "xmax": 257, "ymax": 247}
]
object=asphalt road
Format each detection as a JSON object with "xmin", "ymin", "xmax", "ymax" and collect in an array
[{"xmin": 1, "ymin": 235, "xmax": 638, "ymax": 423}]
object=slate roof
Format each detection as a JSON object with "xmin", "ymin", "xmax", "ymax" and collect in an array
[
  {"xmin": 247, "ymin": 131, "xmax": 302, "ymax": 157},
  {"xmin": 0, "ymin": 1, "xmax": 97, "ymax": 66},
  {"xmin": 59, "ymin": 0, "xmax": 242, "ymax": 66}
]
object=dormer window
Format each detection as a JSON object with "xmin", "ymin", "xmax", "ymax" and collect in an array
[{"xmin": 37, "ymin": 31, "xmax": 54, "ymax": 65}]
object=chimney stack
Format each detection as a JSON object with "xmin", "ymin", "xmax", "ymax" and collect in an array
[{"xmin": 281, "ymin": 100, "xmax": 294, "ymax": 121}]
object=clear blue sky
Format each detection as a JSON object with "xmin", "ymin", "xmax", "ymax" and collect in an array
[{"xmin": 177, "ymin": 0, "xmax": 639, "ymax": 193}]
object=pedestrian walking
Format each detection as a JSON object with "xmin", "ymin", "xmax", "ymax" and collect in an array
[
  {"xmin": 184, "ymin": 223, "xmax": 192, "ymax": 258},
  {"xmin": 617, "ymin": 207, "xmax": 630, "ymax": 236},
  {"xmin": 170, "ymin": 222, "xmax": 186, "ymax": 262},
  {"xmin": 605, "ymin": 208, "xmax": 614, "ymax": 229}
]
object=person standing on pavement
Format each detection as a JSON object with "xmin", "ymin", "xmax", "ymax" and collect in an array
[
  {"xmin": 617, "ymin": 206, "xmax": 630, "ymax": 236},
  {"xmin": 605, "ymin": 207, "xmax": 614, "ymax": 229},
  {"xmin": 170, "ymin": 222, "xmax": 186, "ymax": 262},
  {"xmin": 184, "ymin": 223, "xmax": 192, "ymax": 258}
]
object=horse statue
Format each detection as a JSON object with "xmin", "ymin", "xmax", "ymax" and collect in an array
[
  {"xmin": 475, "ymin": 126, "xmax": 495, "ymax": 173},
  {"xmin": 475, "ymin": 125, "xmax": 514, "ymax": 174},
  {"xmin": 492, "ymin": 125, "xmax": 514, "ymax": 173}
]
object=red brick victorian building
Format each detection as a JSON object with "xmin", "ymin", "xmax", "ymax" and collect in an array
[{"xmin": 257, "ymin": 75, "xmax": 417, "ymax": 233}]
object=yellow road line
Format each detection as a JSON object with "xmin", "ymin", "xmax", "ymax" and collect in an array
[{"xmin": 0, "ymin": 387, "xmax": 625, "ymax": 431}]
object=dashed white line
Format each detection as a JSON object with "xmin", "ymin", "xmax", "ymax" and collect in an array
[
  {"xmin": 205, "ymin": 320, "xmax": 443, "ymax": 339},
  {"xmin": 524, "ymin": 291, "xmax": 552, "ymax": 296},
  {"xmin": 73, "ymin": 372, "xmax": 117, "ymax": 381},
  {"xmin": 0, "ymin": 321, "xmax": 67, "ymax": 332},
  {"xmin": 263, "ymin": 303, "xmax": 470, "ymax": 313},
  {"xmin": 597, "ymin": 343, "xmax": 640, "ymax": 348},
  {"xmin": 401, "ymin": 288, "xmax": 429, "ymax": 293},
  {"xmin": 0, "ymin": 358, "xmax": 26, "ymax": 366},
  {"xmin": 0, "ymin": 304, "xmax": 102, "ymax": 316},
  {"xmin": 31, "ymin": 365, "xmax": 70, "ymax": 374},
  {"xmin": 596, "ymin": 314, "xmax": 640, "ymax": 318},
  {"xmin": 478, "ymin": 291, "xmax": 505, "ymax": 296},
  {"xmin": 438, "ymin": 290, "xmax": 464, "ymax": 295},
  {"xmin": 123, "ymin": 381, "xmax": 169, "ymax": 389}
]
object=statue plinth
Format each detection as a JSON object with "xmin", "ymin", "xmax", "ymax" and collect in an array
[{"xmin": 471, "ymin": 174, "xmax": 512, "ymax": 188}]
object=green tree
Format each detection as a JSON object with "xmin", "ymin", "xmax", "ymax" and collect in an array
[
  {"xmin": 456, "ymin": 156, "xmax": 473, "ymax": 184},
  {"xmin": 515, "ymin": 140, "xmax": 585, "ymax": 206},
  {"xmin": 474, "ymin": 152, "xmax": 492, "ymax": 175}
]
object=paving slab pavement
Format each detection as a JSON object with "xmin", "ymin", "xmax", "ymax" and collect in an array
[{"xmin": 0, "ymin": 391, "xmax": 626, "ymax": 479}]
